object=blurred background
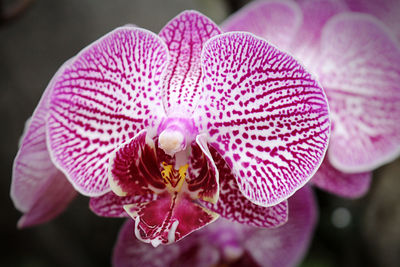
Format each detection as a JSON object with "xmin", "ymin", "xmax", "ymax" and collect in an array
[{"xmin": 1, "ymin": 0, "xmax": 399, "ymax": 266}]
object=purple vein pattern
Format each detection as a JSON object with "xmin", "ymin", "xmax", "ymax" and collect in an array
[
  {"xmin": 202, "ymin": 147, "xmax": 288, "ymax": 228},
  {"xmin": 222, "ymin": 0, "xmax": 400, "ymax": 197},
  {"xmin": 47, "ymin": 28, "xmax": 168, "ymax": 196},
  {"xmin": 200, "ymin": 32, "xmax": 330, "ymax": 206},
  {"xmin": 159, "ymin": 11, "xmax": 222, "ymax": 116}
]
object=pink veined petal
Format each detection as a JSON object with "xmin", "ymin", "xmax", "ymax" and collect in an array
[
  {"xmin": 108, "ymin": 130, "xmax": 166, "ymax": 197},
  {"xmin": 221, "ymin": 0, "xmax": 302, "ymax": 52},
  {"xmin": 290, "ymin": 0, "xmax": 349, "ymax": 68},
  {"xmin": 113, "ymin": 219, "xmax": 220, "ymax": 267},
  {"xmin": 345, "ymin": 0, "xmax": 400, "ymax": 40},
  {"xmin": 316, "ymin": 14, "xmax": 400, "ymax": 172},
  {"xmin": 311, "ymin": 156, "xmax": 372, "ymax": 198},
  {"xmin": 47, "ymin": 27, "xmax": 169, "ymax": 196},
  {"xmin": 203, "ymin": 147, "xmax": 288, "ymax": 228},
  {"xmin": 89, "ymin": 191, "xmax": 156, "ymax": 218},
  {"xmin": 11, "ymin": 60, "xmax": 77, "ymax": 227},
  {"xmin": 125, "ymin": 192, "xmax": 219, "ymax": 246},
  {"xmin": 244, "ymin": 186, "xmax": 317, "ymax": 267},
  {"xmin": 159, "ymin": 10, "xmax": 222, "ymax": 116},
  {"xmin": 200, "ymin": 32, "xmax": 330, "ymax": 207}
]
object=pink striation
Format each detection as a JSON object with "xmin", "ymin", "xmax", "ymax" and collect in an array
[{"xmin": 223, "ymin": 0, "xmax": 400, "ymax": 197}]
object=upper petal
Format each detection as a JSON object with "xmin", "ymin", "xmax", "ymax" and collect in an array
[
  {"xmin": 311, "ymin": 156, "xmax": 372, "ymax": 198},
  {"xmin": 221, "ymin": 0, "xmax": 302, "ymax": 51},
  {"xmin": 316, "ymin": 14, "xmax": 400, "ymax": 172},
  {"xmin": 244, "ymin": 186, "xmax": 317, "ymax": 267},
  {"xmin": 203, "ymin": 147, "xmax": 288, "ymax": 228},
  {"xmin": 11, "ymin": 61, "xmax": 76, "ymax": 227},
  {"xmin": 199, "ymin": 32, "xmax": 330, "ymax": 206},
  {"xmin": 47, "ymin": 27, "xmax": 169, "ymax": 196},
  {"xmin": 159, "ymin": 11, "xmax": 222, "ymax": 116}
]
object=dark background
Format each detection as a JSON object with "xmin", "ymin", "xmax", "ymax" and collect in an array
[{"xmin": 1, "ymin": 0, "xmax": 399, "ymax": 266}]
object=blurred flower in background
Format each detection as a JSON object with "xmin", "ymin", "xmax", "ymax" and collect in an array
[{"xmin": 222, "ymin": 0, "xmax": 400, "ymax": 198}]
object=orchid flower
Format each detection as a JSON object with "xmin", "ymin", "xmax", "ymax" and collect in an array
[
  {"xmin": 11, "ymin": 10, "xmax": 330, "ymax": 245},
  {"xmin": 112, "ymin": 186, "xmax": 317, "ymax": 267},
  {"xmin": 223, "ymin": 0, "xmax": 400, "ymax": 198}
]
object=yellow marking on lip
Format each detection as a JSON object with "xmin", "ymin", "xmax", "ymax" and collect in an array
[{"xmin": 161, "ymin": 162, "xmax": 188, "ymax": 192}]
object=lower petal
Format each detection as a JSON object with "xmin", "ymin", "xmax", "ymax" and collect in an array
[
  {"xmin": 17, "ymin": 171, "xmax": 77, "ymax": 228},
  {"xmin": 311, "ymin": 156, "xmax": 372, "ymax": 198},
  {"xmin": 113, "ymin": 220, "xmax": 187, "ymax": 267},
  {"xmin": 124, "ymin": 192, "xmax": 219, "ymax": 246},
  {"xmin": 89, "ymin": 192, "xmax": 156, "ymax": 218},
  {"xmin": 12, "ymin": 62, "xmax": 77, "ymax": 227},
  {"xmin": 112, "ymin": 219, "xmax": 220, "ymax": 267},
  {"xmin": 244, "ymin": 186, "xmax": 317, "ymax": 267},
  {"xmin": 203, "ymin": 148, "xmax": 288, "ymax": 228}
]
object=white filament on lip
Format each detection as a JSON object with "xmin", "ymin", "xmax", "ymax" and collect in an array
[{"xmin": 168, "ymin": 220, "xmax": 179, "ymax": 244}]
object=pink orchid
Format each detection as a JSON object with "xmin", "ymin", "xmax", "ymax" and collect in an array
[
  {"xmin": 11, "ymin": 10, "xmax": 330, "ymax": 245},
  {"xmin": 112, "ymin": 186, "xmax": 317, "ymax": 267},
  {"xmin": 223, "ymin": 0, "xmax": 400, "ymax": 198}
]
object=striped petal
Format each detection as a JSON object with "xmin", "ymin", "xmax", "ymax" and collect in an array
[
  {"xmin": 89, "ymin": 192, "xmax": 156, "ymax": 218},
  {"xmin": 244, "ymin": 186, "xmax": 317, "ymax": 267},
  {"xmin": 311, "ymin": 156, "xmax": 372, "ymax": 198},
  {"xmin": 11, "ymin": 62, "xmax": 76, "ymax": 227},
  {"xmin": 316, "ymin": 14, "xmax": 400, "ymax": 172},
  {"xmin": 221, "ymin": 0, "xmax": 302, "ymax": 51},
  {"xmin": 47, "ymin": 27, "xmax": 168, "ymax": 196},
  {"xmin": 199, "ymin": 32, "xmax": 330, "ymax": 206},
  {"xmin": 125, "ymin": 192, "xmax": 218, "ymax": 246},
  {"xmin": 159, "ymin": 11, "xmax": 222, "ymax": 116},
  {"xmin": 203, "ymin": 147, "xmax": 288, "ymax": 228}
]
